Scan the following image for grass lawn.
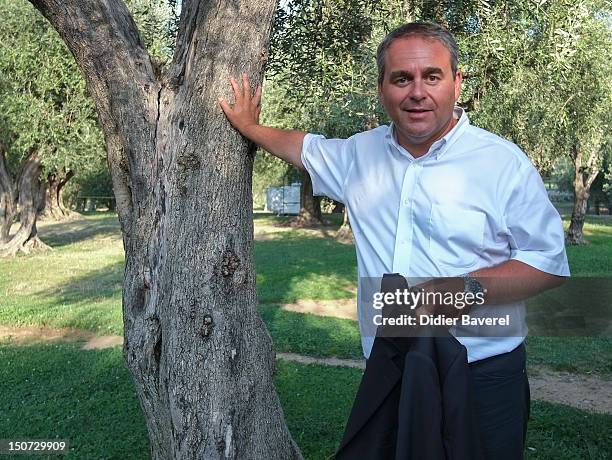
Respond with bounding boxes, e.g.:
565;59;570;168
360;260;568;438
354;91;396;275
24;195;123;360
0;212;611;458
0;213;357;335
0;342;610;460
562;216;612;276
1;213;610;374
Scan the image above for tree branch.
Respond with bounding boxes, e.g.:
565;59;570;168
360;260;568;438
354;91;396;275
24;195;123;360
167;0;203;87
586;168;600;191
58;169;74;190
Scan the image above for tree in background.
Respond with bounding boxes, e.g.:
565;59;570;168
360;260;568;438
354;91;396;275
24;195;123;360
469;0;612;244
0;0;106;255
25;0;301;457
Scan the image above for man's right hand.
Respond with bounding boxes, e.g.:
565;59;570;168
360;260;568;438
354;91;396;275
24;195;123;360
218;74;307;169
219;74;262;139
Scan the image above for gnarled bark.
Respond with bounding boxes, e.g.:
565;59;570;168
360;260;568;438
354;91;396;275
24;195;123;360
27;0;302;458
0;151;50;257
0;144;16;243
566;144;600;245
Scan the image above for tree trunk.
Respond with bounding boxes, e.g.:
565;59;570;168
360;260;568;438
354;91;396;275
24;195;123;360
28;0;302;458
335;207;354;244
291;170;323;227
40;173;61;219
567;184;589;245
39;170;74;220
56;170;74;216
0;144;16;244
566;145;599;245
0;152;51;257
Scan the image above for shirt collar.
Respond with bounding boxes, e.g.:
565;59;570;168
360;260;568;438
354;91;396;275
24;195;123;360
385;106;470;160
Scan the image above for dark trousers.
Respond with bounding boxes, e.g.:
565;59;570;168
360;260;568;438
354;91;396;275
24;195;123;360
469;343;530;460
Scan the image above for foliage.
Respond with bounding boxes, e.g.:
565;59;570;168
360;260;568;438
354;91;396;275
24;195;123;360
468;0;612;176
0;0;105;178
63;164;116;209
125;0;179;66
266;0;399;138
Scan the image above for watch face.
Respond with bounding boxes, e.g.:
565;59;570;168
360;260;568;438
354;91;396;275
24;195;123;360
465;277;484;294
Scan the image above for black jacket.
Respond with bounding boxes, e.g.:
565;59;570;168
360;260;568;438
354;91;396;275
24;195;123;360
335;274;484;460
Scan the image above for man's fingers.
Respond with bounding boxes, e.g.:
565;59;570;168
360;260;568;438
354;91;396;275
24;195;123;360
221;76;261;126
253;85;262;108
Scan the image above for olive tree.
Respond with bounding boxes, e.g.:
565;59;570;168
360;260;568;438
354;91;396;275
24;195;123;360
470;0;612;244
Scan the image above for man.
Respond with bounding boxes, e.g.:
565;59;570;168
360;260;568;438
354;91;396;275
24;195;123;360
220;22;569;459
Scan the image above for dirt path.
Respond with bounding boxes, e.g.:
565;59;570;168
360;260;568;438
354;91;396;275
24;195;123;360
278;299;357;320
1;324;610;414
0;325;124;349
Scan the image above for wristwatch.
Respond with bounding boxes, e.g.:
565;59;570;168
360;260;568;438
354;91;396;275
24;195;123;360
462;274;485;297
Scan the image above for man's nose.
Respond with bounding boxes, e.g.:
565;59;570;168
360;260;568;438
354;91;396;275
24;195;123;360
409;80;427;101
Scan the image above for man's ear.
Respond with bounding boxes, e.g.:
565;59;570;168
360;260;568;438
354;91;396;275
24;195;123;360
454;70;463;102
378;82;385;104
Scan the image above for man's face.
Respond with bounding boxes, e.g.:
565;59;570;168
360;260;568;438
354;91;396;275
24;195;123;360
378;36;462;156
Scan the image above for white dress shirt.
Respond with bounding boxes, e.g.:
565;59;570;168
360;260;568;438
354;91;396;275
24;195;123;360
301;108;570;362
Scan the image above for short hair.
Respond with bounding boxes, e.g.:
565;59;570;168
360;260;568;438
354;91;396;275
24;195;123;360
376;22;459;84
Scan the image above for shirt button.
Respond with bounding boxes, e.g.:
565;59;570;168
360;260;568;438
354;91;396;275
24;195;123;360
403;199;410;206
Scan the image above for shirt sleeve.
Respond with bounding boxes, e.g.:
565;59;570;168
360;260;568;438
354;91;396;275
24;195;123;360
502;162;570;276
300;133;356;204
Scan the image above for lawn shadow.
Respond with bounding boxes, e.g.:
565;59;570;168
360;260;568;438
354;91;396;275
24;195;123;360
37;259;124;305
40;230;356;307
32;212;358;342
35;213;122;247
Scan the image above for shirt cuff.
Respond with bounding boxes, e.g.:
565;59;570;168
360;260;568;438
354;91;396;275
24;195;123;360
510;250;571;277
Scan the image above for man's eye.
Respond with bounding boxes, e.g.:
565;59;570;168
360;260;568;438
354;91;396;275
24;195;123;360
427;75;440;82
394;77;410;85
